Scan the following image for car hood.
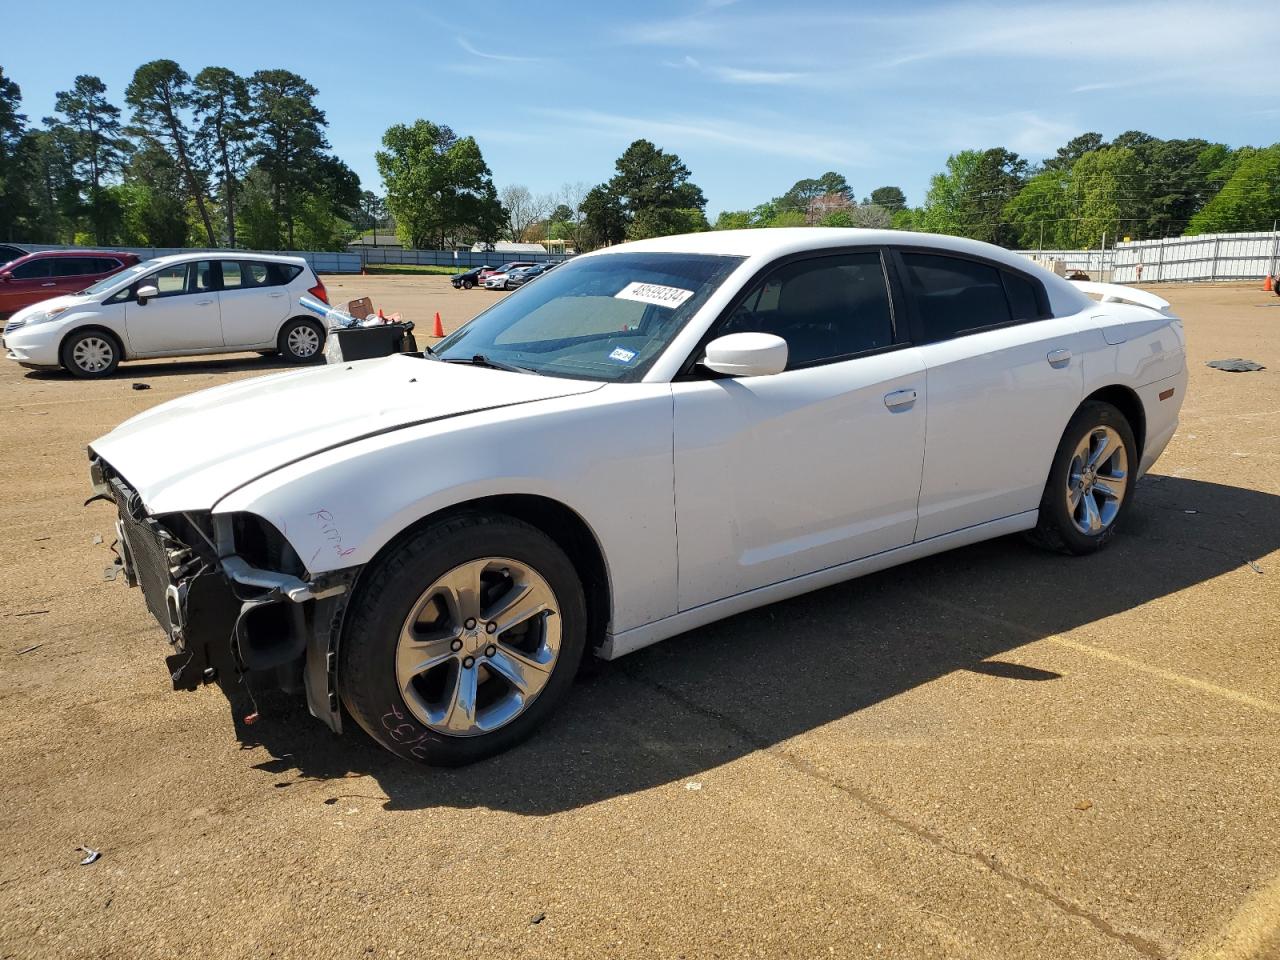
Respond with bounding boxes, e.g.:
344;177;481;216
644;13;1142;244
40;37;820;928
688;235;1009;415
7;292;97;325
90;354;603;514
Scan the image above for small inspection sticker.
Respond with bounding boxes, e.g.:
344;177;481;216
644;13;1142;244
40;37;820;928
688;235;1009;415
608;347;637;363
615;281;694;309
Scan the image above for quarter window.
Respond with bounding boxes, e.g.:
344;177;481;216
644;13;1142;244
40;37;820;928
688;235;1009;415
1002;270;1046;321
722;252;894;369
901;253;1013;342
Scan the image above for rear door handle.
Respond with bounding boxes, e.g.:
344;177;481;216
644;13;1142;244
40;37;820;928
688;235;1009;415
1047;348;1072;367
195;299;214;306
269;292;285;298
41;282;56;287
884;388;918;410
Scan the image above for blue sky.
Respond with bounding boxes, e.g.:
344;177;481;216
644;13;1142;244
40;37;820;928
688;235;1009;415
4;0;1275;217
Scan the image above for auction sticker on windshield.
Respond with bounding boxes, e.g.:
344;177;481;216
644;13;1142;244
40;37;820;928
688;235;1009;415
615;281;694;309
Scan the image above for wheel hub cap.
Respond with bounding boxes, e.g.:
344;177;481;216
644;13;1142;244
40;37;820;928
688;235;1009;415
394;557;561;737
1067;425;1128;535
73;337;113;372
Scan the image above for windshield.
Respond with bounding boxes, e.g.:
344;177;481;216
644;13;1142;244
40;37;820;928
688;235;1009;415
435;251;743;382
82;259;157;296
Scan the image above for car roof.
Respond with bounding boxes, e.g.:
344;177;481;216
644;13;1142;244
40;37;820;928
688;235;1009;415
10;249;137;261
594;227;1091;311
143;251;309;267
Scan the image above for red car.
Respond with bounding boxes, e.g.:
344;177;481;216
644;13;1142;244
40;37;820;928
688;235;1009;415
0;250;141;318
477;261;535;282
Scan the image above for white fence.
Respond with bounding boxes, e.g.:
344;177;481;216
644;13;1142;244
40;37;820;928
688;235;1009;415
358;247;571;268
14;243;363;274
1016;228;1280;284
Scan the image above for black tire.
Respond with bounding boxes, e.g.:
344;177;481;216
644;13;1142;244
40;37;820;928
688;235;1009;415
277;317;324;363
1028;401;1138;555
340;512;587;766
461;279;474;290
60;328;122;378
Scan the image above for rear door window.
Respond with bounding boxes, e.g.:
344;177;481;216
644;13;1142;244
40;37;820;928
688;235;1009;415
900;253;1013;343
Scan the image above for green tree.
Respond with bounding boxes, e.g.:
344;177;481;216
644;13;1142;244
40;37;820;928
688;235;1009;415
376;120;504;249
777;171;852;215
1067;146;1142;247
1187;145;1280;234
248;69;327;248
1002;169;1074;248
767;210;807;228
235;166;281;249
868;186;906;212
819;210;855;228
918;148;1026;244
47;75;132;242
579;184;626;248
193;67;254;247
126;60;216;244
713;210;754;230
0;67;31;241
627;206;709;240
116;141;192;246
1042;132;1106;172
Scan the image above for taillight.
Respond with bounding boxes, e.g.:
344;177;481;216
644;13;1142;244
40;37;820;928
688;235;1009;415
308;280;329;304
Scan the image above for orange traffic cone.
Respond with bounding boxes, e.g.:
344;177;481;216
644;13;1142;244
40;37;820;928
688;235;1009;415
1265;275;1274;292
432;312;444;338
377;308;385;320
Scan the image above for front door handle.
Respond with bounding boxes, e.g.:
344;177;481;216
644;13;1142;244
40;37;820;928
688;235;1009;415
884;388;918;410
195;299;214;306
41;282;56;287
1047;348;1072;367
269;292;285;298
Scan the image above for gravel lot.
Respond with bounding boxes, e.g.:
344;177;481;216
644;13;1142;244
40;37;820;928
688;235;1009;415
1;278;1277;960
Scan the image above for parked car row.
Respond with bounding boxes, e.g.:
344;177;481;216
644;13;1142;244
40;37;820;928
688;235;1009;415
3;251;330;377
451;260;562;290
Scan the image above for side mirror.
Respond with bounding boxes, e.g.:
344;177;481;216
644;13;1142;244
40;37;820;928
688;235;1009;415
701;332;789;377
136;284;159;305
0;270;11;281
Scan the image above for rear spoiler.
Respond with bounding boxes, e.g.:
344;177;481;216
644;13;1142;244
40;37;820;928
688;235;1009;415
1070;281;1173;316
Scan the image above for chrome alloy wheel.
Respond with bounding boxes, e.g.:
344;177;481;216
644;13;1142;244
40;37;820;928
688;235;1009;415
72;335;115;373
287;324;320;358
1067;425;1129;536
395;557;561;737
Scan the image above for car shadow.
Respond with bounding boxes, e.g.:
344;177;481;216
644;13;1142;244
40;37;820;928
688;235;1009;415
22;353;314;382
235;475;1279;815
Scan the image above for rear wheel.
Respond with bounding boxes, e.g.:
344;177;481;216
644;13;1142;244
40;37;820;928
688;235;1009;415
340;512;587;766
1029;401;1137;554
60;329;121;378
278;317;324;363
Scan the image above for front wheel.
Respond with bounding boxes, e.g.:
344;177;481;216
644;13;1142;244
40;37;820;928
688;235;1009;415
278;317;324;363
61;329;121;378
1029;401;1137;555
340;513;587;766
461;279;474;290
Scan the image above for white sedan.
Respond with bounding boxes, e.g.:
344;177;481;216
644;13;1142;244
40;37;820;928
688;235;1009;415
87;229;1186;766
4;252;331;377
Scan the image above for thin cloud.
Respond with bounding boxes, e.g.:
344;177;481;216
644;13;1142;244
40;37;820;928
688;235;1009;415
533;107;869;167
673;55;812;86
456;37;541;63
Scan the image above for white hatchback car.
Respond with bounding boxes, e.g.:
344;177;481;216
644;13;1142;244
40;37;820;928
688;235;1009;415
87;229;1186;766
3;252;330;377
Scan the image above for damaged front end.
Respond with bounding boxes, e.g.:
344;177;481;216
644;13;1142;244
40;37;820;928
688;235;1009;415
90;456;359;732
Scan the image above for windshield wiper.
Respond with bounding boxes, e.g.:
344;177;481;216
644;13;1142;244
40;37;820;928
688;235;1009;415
443;353;539;375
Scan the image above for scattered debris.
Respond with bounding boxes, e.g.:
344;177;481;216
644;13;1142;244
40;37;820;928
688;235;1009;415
34;536;50;542
1074;800;1094;811
1206;358;1265;373
530;912;546;925
1184;509;1198;515
1246;559;1264;574
685;781;703;791
92;533;103;545
18;644;43;655
15;609;49;617
103;566;119;582
324;798;338;805
78;846;101;865
131;382;151;390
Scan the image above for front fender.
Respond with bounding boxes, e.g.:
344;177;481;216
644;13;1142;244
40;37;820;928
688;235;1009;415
213;384;678;634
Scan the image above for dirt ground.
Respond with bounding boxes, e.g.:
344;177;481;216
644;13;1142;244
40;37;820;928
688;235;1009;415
1;278;1277;960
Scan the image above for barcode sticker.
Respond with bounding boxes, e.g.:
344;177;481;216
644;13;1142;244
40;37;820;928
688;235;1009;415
615;281;694;309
